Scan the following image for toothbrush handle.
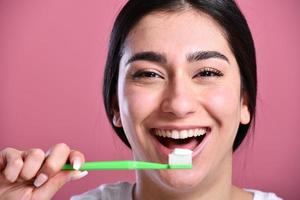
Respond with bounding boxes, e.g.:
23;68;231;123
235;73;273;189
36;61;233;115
62;161;170;170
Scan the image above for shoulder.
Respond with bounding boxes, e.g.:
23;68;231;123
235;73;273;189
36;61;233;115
70;181;134;200
245;189;283;200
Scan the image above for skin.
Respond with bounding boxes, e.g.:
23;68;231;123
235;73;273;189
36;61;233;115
114;9;253;200
0;144;86;200
0;8;254;200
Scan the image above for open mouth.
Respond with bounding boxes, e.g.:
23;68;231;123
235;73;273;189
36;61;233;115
151;128;210;151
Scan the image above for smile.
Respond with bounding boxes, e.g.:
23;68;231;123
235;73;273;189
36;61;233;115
150;127;211;156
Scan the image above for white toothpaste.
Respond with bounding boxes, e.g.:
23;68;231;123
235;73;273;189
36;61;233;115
168;148;192;166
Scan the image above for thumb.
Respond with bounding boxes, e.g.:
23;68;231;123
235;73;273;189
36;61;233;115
32;170;88;199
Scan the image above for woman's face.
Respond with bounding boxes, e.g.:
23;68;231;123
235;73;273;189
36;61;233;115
115;10;250;190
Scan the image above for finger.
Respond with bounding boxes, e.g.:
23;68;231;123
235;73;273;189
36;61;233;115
33;170;88;200
19;148;45;181
33;143;70;187
69;150;85;170
1;148;24;182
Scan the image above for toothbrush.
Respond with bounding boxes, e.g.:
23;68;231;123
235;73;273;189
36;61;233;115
62;148;192;170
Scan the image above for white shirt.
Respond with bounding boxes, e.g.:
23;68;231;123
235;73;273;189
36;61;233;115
71;182;283;200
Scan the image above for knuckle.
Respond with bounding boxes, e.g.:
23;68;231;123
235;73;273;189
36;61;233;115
70;150;85;160
20;171;32;181
3;147;15;153
4;174;15;183
30;148;45;160
72;150;82;156
44;159;58;174
11;158;23;168
56;143;70;151
77;152;85;160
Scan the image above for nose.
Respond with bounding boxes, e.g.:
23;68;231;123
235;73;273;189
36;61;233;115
160;79;197;118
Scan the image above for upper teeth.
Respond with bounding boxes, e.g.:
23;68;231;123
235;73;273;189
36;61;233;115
154;128;207;139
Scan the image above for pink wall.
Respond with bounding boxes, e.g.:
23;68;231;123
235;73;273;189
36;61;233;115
0;0;299;199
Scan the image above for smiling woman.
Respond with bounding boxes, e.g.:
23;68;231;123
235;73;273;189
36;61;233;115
105;3;253;198
97;0;281;200
0;0;283;200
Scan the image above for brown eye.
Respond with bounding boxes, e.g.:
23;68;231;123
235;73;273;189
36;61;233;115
193;67;223;78
132;70;164;79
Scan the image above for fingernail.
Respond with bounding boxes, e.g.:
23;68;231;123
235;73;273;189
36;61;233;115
34;173;48;187
71;170;88;181
72;158;81;170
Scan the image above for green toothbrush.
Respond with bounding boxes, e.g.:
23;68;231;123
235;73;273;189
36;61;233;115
62;148;192;171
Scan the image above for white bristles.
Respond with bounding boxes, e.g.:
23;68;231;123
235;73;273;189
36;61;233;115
168;148;192;166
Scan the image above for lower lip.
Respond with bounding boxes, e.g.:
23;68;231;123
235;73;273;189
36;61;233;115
150;130;211;160
191;132;210;157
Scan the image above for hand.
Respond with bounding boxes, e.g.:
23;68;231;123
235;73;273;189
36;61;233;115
0;143;87;200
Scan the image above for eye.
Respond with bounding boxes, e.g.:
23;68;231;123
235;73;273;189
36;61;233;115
193;67;223;78
132;70;164;79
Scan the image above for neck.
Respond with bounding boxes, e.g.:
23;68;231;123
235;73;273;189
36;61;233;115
134;153;235;200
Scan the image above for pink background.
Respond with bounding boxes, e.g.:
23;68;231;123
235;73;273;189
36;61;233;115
0;0;299;199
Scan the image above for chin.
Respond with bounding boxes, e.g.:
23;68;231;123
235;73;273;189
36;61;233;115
156;168;206;192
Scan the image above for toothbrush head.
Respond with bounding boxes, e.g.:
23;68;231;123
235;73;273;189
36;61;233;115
168;148;192;169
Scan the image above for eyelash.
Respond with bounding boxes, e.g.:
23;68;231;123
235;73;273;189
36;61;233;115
132;70;164;79
131;67;223;80
193;67;224;78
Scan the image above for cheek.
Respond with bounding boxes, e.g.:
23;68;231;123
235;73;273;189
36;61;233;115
118;82;162;149
121;86;160;122
204;86;241;126
119;85;163;160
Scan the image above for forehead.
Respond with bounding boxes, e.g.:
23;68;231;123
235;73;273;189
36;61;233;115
124;9;232;59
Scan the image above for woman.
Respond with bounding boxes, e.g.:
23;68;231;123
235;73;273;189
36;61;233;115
0;0;282;199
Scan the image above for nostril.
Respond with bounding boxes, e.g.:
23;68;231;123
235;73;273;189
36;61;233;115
160;98;196;118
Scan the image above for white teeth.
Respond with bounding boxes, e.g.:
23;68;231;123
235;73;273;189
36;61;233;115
197;129;206;136
167;131;172;137
188;129;194;137
154;128;207;139
173;130;179;139
180;130;188;139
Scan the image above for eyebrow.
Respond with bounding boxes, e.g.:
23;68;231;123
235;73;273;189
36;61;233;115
126;51;167;65
187;51;229;63
126;50;229;65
